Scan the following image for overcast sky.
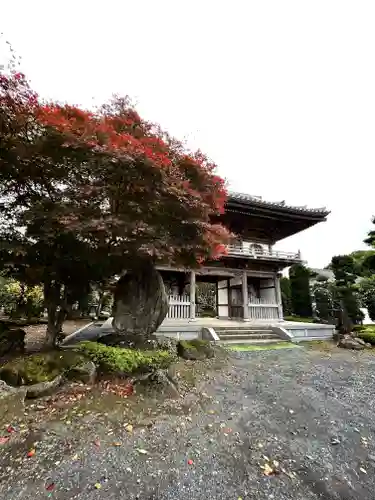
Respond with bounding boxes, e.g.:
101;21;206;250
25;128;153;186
2;1;375;268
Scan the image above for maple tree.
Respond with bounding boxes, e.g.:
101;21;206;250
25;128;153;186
0;65;231;346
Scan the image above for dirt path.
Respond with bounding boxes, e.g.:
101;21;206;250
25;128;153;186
1;346;375;499
24;319;92;352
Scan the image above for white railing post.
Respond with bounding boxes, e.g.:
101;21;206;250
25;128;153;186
226;242;301;261
242;270;249;321
167;295;191;319
189;271;196;320
274;273;283;320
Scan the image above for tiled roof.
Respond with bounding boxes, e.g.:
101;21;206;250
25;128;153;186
227;191;329;216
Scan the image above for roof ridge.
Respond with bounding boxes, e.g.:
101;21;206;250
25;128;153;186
228;190;329;215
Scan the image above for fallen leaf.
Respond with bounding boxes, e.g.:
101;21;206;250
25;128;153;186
0;436;10;445
112;442;121;447
262;463;274;476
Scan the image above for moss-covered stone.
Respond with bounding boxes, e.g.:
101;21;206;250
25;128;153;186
75;341;175;375
0;351;88;386
177;339;214;360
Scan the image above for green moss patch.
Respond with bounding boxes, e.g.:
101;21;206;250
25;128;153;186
75;341;175;374
177;339;214;360
0;351;87;386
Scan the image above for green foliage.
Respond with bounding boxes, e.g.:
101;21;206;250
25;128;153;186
289;264;313;317
331;255;363;326
280;277;292;316
331;255;357;286
364;216;375;248
0;277;43;318
311;278;336;323
196;282;216;317
0;351;86;386
358;329;375;345
349;250;375;277
358;276;375;321
76;341;174;374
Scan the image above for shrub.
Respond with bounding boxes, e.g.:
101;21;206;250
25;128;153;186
358;330;375;345
76;341;174;374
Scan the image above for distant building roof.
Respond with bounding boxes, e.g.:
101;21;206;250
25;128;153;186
310;268;335;281
228;191;330;217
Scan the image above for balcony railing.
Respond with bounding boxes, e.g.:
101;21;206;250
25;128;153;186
226;243;301;261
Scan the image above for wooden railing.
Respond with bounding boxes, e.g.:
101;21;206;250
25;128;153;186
248;302;279;320
167;295;191;319
230;299;281;320
226;244;301;261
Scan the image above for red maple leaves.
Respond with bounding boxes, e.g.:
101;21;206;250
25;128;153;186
1;68;231;268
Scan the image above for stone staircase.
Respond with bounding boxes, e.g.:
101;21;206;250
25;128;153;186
212;326;286;345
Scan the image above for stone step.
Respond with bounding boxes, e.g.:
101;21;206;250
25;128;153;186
216;329;274;336
217;338;288;345
219;333;279;341
213;327;274;333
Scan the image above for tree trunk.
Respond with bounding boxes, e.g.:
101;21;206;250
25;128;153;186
96;291;104;318
44;282;68;348
112;260;169;345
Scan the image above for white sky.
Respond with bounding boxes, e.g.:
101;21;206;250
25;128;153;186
2;1;375;268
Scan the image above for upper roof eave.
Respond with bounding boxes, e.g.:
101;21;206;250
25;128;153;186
227;191;330;218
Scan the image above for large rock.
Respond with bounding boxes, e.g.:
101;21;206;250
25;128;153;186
338;335;365;350
0;328;25;357
177;339;215;360
0;351;92;389
0;380;26;422
26;375;62;399
112;262;169;343
66;361;96;384
134;369;180;398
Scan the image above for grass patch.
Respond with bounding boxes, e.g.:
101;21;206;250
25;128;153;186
226;342;300;352
284;316;315;323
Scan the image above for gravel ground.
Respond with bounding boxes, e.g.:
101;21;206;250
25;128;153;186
2;346;375;499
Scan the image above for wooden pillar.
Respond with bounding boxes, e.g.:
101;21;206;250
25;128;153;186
189;270;196;320
274;273;283;320
242;270;249;321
